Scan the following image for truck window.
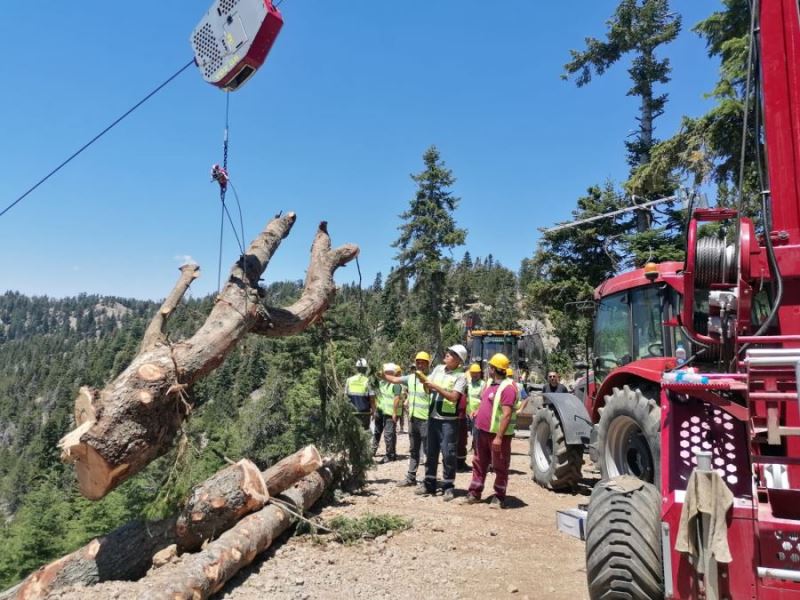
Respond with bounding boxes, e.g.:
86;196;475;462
630;286;664;359
594;291;631;381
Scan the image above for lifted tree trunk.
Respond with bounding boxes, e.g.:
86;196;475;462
8;446;323;600
57;213;357;500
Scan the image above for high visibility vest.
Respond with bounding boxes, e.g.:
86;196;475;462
430;366;464;417
378;381;399;416
407;374;430;420
346;374;371;413
467;380;485;414
489;378;518;436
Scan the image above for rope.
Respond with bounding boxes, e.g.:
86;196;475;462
1;58;196;219
268;496;343;541
215;93;247;292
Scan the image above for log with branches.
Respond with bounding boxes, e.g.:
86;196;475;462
57;213;357;500
9;446;323;600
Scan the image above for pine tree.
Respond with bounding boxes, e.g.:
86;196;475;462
630;0;760;211
564;0;682;244
393;146;466;357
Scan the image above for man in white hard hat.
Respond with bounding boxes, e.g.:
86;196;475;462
345;358;375;430
374;363;403;463
417;344;468;502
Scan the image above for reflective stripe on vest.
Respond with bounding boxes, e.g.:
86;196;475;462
407;374;430;420
431;367;463;416
467;380;485;414
489;378;517;435
378;381;398;415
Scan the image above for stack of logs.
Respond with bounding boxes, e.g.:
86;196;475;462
3;445;334;600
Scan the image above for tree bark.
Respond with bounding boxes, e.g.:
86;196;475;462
9;447;323;600
58;214;357;500
130;463;334;600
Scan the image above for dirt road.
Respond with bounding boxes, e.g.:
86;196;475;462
220;430;594;600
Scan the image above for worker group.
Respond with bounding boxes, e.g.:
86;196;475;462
345;344;528;508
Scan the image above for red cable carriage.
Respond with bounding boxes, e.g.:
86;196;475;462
191;0;284;92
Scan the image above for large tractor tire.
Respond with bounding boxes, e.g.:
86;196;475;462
585;477;663;599
529;406;583;490
596;385;660;486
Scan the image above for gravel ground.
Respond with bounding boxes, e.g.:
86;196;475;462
52;430;595;599
220;430;594;600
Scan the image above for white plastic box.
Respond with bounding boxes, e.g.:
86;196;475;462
556;508;587;540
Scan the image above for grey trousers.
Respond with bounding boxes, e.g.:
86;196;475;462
372;412;397;459
406;417;428;482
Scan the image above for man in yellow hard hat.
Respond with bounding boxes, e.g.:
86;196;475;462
465;353;517;508
465;362;486;456
382;351;431;486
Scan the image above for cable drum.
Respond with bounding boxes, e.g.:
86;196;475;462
695;238;735;287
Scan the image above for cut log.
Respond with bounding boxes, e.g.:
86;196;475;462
174;459;269;552
129;463;335;600
11;446;322;600
262;444;322;496
58;214;358;499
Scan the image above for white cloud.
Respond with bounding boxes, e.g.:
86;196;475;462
174;255;198;266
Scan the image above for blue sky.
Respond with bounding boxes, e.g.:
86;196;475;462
0;1;721;300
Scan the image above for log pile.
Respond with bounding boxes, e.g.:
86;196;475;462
6;446;333;600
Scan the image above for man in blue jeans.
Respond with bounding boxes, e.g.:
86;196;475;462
416;344;468;502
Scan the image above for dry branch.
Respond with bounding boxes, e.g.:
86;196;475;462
140;264;200;352
58;213;357;499
10;446;323;600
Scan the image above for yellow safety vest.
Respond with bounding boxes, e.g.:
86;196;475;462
378;381;400;416
467;380;485;414
430;366;464;417
489;379;518;436
346;374;371;414
407;374;430;420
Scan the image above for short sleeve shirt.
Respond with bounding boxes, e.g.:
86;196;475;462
475;380;517;432
429;364;467;419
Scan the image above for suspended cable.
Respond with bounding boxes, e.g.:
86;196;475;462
0;58;196;219
539;194;681;234
214;93;247;291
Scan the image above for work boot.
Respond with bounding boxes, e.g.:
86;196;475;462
489;496;505;510
462;494;481;505
377;456;391;465
414;484;432;496
397;478;416;487
442;488;456;502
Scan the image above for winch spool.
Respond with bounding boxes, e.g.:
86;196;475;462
695;237;736;287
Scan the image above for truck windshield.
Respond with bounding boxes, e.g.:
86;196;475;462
594;291;631;381
470;336;517;365
631;286;664;360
